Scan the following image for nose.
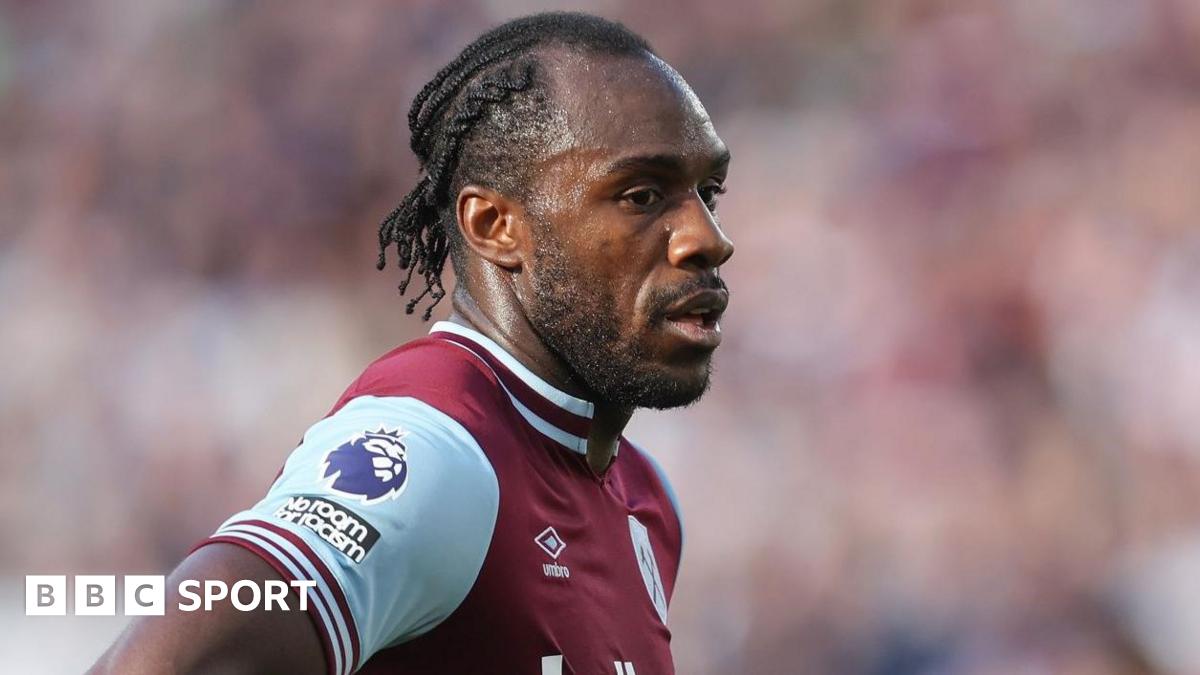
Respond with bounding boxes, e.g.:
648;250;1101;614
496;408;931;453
666;197;735;271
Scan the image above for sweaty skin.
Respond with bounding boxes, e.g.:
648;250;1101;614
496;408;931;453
89;49;732;674
452;49;733;475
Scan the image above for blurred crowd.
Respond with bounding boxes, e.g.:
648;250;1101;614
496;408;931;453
5;0;1200;672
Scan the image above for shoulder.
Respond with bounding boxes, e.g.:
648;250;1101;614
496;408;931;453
624;439;684;545
208;394;501;672
334;335;504;416
290;394;498;507
240;392;502;577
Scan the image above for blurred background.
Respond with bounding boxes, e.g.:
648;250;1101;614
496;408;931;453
4;0;1200;672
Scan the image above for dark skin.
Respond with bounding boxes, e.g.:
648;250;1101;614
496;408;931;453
453;48;732;473
89;50;732;674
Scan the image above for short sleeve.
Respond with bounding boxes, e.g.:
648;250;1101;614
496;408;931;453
198;395;499;675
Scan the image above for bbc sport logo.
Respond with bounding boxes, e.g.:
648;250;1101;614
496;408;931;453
25;575;316;616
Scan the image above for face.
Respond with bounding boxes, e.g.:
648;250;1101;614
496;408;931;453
517;51;734;410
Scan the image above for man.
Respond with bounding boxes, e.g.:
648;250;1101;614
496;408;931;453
92;11;733;674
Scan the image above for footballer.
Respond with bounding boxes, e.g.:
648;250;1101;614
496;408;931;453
92;11;733;674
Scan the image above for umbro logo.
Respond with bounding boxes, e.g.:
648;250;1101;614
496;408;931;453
534;526;566;559
535;526;570;579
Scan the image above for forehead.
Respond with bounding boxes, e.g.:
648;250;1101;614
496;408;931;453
540;48;723;165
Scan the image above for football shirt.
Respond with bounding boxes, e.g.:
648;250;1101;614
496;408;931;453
199;321;684;674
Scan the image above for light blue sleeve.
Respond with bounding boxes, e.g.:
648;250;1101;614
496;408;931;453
207;395;499;675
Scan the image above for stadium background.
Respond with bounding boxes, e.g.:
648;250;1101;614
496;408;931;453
4;0;1200;672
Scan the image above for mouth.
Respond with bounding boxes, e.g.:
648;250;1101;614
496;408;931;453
660;289;728;349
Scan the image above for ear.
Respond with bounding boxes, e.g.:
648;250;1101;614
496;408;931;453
455;184;527;270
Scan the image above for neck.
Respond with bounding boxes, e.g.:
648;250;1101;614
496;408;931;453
448;290;632;475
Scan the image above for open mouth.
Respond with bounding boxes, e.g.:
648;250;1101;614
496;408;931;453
667;307;720;330
661;290;727;348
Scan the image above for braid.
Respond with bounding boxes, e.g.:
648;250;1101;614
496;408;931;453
409;38;537;157
375;12;653;320
377;58;537;320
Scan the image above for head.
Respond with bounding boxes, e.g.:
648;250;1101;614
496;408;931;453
378;12;734;410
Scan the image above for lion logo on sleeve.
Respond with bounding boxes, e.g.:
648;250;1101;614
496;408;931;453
319;427;411;504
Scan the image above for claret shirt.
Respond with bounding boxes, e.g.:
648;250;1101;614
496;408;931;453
199;321;684;674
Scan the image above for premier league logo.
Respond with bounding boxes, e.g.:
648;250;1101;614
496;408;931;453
319;427;411;504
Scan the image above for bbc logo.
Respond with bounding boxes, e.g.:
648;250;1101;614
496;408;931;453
27;575;314;615
26;575;166;616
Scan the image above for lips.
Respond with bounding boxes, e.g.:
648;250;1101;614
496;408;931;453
661;289;728;349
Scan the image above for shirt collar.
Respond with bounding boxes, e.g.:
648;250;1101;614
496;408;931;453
429;320;598;455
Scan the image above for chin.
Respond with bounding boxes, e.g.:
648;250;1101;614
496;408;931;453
606;359;713;411
639;384;710;410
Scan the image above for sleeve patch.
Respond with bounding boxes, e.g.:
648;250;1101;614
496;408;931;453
319;426;411;504
273;495;381;564
214;395;500;663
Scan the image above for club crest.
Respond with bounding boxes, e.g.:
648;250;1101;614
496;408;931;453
319;427;410;504
628;516;668;624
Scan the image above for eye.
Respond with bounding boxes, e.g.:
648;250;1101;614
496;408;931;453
620;187;663;209
698;182;727;212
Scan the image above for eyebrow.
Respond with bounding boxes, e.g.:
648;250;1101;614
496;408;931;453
600;148;732;178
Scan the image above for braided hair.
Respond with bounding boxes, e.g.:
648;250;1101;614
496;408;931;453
376;12;653;319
